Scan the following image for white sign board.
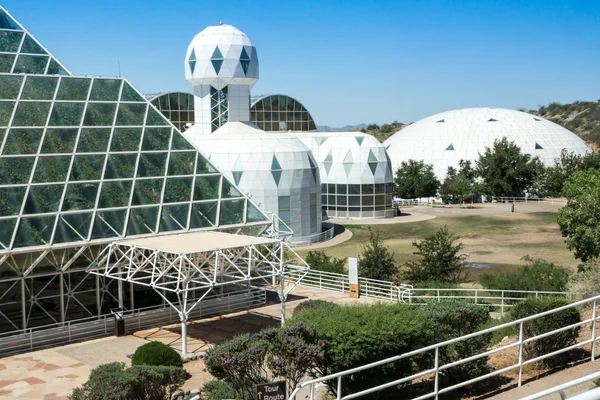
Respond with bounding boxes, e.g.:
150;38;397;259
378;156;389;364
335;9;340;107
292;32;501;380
348;257;358;284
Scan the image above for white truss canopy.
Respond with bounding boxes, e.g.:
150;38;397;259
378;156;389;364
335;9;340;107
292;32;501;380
88;231;309;355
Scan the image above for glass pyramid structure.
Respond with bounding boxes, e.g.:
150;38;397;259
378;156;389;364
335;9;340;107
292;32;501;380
0;7;271;333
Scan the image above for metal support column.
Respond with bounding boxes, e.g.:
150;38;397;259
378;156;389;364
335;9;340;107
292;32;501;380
59;273;65;325
21;278;26;330
181;315;188;356
280;272;286;326
117;267;124;309
95;274;101;317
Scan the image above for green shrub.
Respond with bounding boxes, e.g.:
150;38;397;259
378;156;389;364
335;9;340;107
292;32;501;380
568;258;600;301
358;228;397;281
293;299;337;316
198;380;238;400
131;341;183;368
305;250;345;274
480;256;570;293
69;362;186;400
510;297;581;366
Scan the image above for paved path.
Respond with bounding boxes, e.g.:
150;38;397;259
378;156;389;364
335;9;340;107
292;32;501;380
0;286;374;399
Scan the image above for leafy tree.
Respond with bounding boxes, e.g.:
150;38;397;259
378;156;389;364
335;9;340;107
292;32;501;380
439;160;477;205
557;169;600;261
480;256;570;292
305;250;345;274
69;362;186;400
476;137;544;197
393;159;440;199
357;228;397;280
403;226;468;283
567;258;600;301
541;150;600;197
367;123;380;130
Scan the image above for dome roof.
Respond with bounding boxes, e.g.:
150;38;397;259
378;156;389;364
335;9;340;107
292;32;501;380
185;24;258;89
383;107;591;179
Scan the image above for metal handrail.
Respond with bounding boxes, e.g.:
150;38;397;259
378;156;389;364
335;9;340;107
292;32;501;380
521;371;600;400
288;283;594;400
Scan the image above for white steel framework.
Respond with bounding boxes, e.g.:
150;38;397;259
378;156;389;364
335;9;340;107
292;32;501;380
89;231;309;355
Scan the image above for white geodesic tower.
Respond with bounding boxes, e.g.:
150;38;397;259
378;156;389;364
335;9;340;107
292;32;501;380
185;23;259;134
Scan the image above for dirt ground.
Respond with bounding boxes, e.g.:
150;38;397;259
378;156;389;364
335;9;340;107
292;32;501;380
297;202;578;279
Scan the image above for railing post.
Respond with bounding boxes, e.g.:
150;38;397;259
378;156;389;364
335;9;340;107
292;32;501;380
29;329;33;350
592;299;597;361
68;321;71;342
518;321;524;387
434;347;439;399
501;291;505;314
437;289;440;303
475;290;478;305
337;376;342;400
319;274;322;289
310;384;315;400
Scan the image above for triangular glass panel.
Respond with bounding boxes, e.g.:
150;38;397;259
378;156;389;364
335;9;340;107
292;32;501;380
0;9;20;30
240;47;250;61
189;60;196;74
120;81;145;102
211;59;223;74
368;162;378;175
232;170;243;185
533;117;541;121
145;107;170;126
535;142;543;150
343;150;353;164
246;202;267;223
488;118;498;122
310;168;317;183
324;162;332;176
189;49;196;62
343;163;352;176
271;170;282;186
20;34;47;55
436;119;445;123
445;144;454;151
367;150;377;163
355;136;364;146
211;46;223;60
385;144;390;150
324;150;333;162
271;155;281;171
46;58;69;75
240;60;250;75
308;155;316;170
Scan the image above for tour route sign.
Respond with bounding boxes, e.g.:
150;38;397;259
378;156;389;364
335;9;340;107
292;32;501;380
256;381;286;400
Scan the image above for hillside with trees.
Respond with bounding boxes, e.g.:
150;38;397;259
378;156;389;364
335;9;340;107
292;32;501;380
529;100;600;151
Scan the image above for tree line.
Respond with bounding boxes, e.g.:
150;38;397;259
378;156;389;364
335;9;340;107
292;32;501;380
393;137;600;202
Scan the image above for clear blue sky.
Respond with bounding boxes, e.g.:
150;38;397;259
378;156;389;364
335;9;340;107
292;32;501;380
4;0;600;126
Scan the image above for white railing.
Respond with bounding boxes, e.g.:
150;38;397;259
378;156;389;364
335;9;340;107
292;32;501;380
290;222;336;245
492;196;567;206
289;294;600;400
0;288;266;357
521;371;600;400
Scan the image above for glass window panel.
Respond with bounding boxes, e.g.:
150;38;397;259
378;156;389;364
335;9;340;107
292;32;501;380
136;153;167;177
279;210;290;224
46;59;68;76
246;202;266;223
163;177;192;203
76;128;110;153
70;154;105;181
0;156;35;184
91;209;126;239
189;201;217;228
62;182;99;211
0;101;15;126
221;178;242;198
327;184;336;193
375;184;385;194
0;30;23;52
308;120;317;131
278;196;290;209
32;155;71;183
131;179;163;206
12;102;51;126
89;79;121;101
0;186;26;217
14;215;56;248
0;75;23;99
54;212;93;244
127;206;159;235
321;194;327;205
145;107;169;126
375;195;386;206
110;128;142;152
0;218;17;249
20;34;47;55
321;184;328;194
48;102;85;126
0;54;15;73
362;184;374;194
168;152;195;176
219;199;244;226
103;154;136;179
337;195;347;206
348;196;360;206
362;195;374;206
301;122;309;131
120;82;144;102
193;175;220;200
337;184;347;194
328;195;335;205
21;76;58;100
97;180;132;208
159;203;189;232
141;127;171;151
23;184;64;214
115;103;146;126
38;128;77;155
348;184;361;195
13;55;48;74
3;128;43;154
196;156;217;174
56;78;90;101
83;103;116;126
